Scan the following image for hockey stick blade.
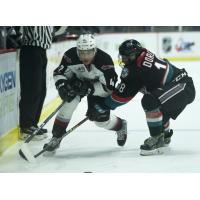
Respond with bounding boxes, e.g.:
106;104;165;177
19;143;36;163
33;117;89;159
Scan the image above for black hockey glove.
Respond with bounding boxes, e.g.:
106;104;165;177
56;79;76;102
86;103;110;122
73;79;94;97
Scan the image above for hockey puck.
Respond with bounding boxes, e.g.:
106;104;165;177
83;171;93;173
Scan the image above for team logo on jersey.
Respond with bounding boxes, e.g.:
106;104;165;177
77;67;85;72
121;68;129;78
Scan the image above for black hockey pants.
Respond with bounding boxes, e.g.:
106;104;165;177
151;69;196;122
19;46;47;128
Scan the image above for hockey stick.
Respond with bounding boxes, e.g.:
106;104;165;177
19;117;89;162
18;101;65;161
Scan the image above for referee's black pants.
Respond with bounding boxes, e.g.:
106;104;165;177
19;46;47;128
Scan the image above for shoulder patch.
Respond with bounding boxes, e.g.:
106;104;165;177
121;68;129;78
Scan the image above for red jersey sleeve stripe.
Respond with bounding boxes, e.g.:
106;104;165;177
111;93;133;103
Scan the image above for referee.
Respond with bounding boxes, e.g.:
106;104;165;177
19;26;52;140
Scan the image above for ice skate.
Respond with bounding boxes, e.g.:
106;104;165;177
164;129;173;146
116;119;127;146
140;133;166;156
43;136;62;156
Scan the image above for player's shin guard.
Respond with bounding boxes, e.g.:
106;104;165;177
146;108;163;137
52;118;69;137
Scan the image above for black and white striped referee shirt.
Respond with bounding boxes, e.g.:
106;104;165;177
22;26;52;49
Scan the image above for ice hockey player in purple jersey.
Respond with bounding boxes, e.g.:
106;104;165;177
43;34;127;153
103;39;195;156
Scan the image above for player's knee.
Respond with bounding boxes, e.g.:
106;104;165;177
141;94;160;111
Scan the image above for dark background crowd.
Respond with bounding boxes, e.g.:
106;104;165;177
1;26;200;50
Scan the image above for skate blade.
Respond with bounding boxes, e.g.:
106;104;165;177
43;150;56;157
140;147;169;156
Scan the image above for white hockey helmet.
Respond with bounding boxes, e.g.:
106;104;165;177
77;34;96;50
77;34;97;65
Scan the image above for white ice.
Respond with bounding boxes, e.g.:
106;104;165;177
0;61;199;172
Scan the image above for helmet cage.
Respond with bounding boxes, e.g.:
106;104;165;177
76;34;97;62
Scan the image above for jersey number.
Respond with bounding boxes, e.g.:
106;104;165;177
145;60;167;70
143;51;167;70
118;83;126;93
154;59;167;70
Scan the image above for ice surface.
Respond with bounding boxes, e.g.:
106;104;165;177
0;119;200;173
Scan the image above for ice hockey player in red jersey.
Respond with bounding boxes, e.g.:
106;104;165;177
43;34;127;153
103;39;196;156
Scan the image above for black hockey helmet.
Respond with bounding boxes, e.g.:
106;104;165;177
118;39;143;66
119;39;143;57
